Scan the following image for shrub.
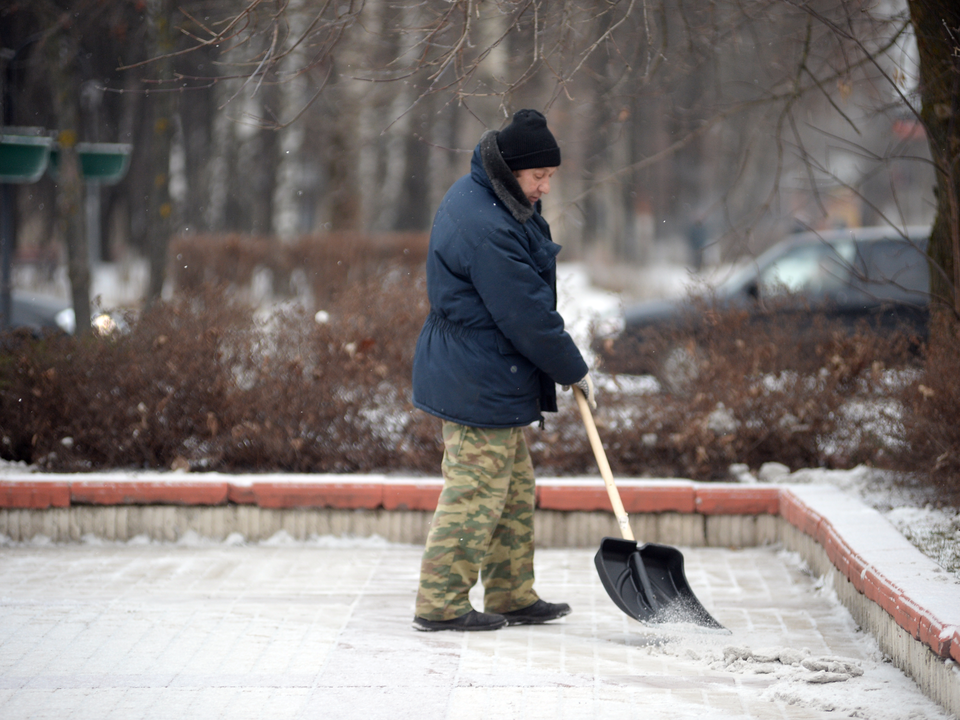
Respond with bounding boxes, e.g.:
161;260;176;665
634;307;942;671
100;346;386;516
0;270;438;473
0;233;954;506
0;292;240;470
2;233;436;473
579;297;920;479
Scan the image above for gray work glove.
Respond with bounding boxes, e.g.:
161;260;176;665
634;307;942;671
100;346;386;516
565;372;597;410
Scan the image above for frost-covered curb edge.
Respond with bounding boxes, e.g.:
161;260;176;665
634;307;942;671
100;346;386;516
779;483;960;717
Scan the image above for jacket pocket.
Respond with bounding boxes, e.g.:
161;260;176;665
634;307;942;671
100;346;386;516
530;238;561;273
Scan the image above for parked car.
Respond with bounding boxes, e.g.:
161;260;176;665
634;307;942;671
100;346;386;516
7;292;123;337
594;225;931;389
9;291;75;335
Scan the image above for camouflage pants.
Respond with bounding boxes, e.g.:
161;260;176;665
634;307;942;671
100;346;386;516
415;422;540;620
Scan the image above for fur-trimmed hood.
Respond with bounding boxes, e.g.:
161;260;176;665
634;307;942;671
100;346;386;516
478;130;535;224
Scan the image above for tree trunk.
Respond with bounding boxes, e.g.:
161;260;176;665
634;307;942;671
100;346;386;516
179;45;216;234
144;0;176;305
249;80;280;235
395;94;434;232
323;70;362;231
908;1;960;317
47;33;90;335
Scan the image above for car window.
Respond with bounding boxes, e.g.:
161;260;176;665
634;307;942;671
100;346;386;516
757;240;856;298
852;240;929;301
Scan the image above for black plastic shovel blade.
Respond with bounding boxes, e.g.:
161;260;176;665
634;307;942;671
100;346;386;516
594;536;726;630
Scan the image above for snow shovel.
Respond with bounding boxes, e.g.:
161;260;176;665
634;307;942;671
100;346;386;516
573;386;726;630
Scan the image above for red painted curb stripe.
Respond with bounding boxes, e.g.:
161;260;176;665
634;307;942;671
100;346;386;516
227;484;257;505
777;490;806;530
536;485;610;512
0;481;70;509
621;486;697;513
894;593;923;639
779;488;954;661
847;552;868;594
694;486;779;515
69;482;229;506
383;484;443;511
248;483;383;510
535;485;698;513
0;482;785;515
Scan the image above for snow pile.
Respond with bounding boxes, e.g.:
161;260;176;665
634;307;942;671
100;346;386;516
718;646;864;683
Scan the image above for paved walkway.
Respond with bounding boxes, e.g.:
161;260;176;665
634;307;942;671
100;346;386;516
0;541;950;719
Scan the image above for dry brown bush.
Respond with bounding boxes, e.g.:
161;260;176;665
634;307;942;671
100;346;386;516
0;271;438;473
2;233;436;473
0;235;954;503
558;297;922;480
537;355;913;480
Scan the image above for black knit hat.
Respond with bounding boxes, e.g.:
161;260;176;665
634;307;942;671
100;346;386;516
496;109;561;171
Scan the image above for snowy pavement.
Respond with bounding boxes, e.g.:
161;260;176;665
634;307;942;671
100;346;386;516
0;538;953;719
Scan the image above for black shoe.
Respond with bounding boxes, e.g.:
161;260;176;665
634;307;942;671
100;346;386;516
501;599;571;626
413;610;507;632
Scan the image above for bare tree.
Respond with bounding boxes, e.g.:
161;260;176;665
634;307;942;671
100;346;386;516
142;0;177;304
45;28;90;333
3;0;154;327
17;2;103;334
907;0;960;315
5;0;957;330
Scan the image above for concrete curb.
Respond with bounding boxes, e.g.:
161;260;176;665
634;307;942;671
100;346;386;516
777;485;960;716
0;475;779;513
1;473;958;716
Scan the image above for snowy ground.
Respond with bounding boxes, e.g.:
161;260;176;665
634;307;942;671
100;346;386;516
0;535;954;719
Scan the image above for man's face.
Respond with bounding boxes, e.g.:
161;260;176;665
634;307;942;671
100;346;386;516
513;167;558;205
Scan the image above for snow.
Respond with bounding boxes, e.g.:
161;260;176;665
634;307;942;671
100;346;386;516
0;532;953;719
761;465;960;580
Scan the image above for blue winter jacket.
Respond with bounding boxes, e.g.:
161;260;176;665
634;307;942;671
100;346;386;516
411;130;588;428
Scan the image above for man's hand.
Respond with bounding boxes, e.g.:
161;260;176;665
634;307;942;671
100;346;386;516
566;373;596;410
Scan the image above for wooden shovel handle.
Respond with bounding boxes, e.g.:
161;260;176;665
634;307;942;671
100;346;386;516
573;386;635;542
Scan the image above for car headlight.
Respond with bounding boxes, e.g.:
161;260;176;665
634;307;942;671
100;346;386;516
93;313;119;336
